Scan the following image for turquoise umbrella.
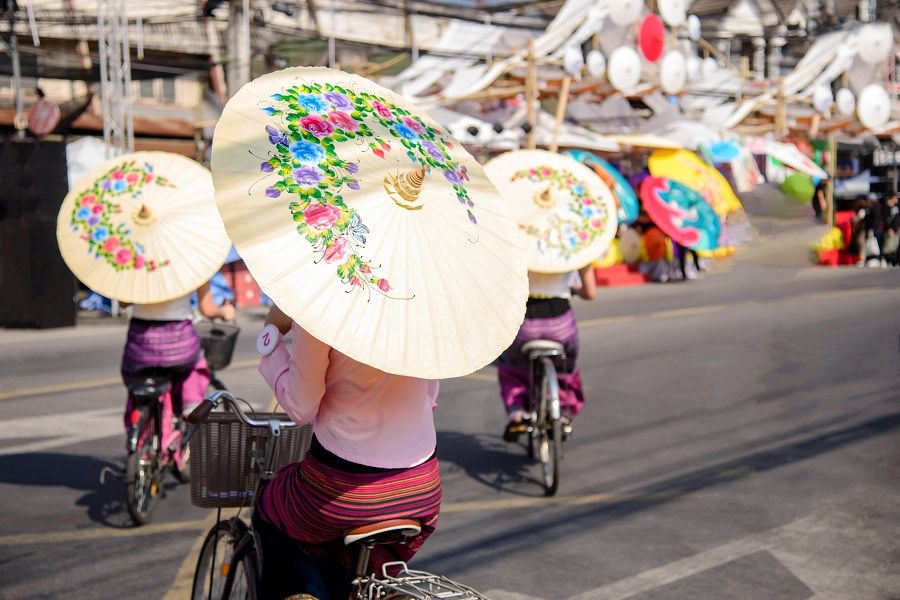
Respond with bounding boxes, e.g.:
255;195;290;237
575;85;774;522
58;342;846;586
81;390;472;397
565;150;639;224
639;177;722;252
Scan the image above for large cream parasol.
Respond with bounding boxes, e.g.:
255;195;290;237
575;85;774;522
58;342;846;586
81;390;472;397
210;67;528;379
484;150;618;274
56;151;231;304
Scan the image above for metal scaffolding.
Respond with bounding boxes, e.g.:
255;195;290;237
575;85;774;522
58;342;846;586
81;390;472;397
98;0;133;157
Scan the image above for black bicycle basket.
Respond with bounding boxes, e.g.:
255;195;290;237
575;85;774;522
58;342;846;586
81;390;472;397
196;321;240;371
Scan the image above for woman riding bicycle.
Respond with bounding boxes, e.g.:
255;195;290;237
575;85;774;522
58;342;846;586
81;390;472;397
252;304;442;600
498;266;596;442
120;282;235;429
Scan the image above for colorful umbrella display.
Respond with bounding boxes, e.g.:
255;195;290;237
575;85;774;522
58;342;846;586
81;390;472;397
781;172;815;203
484;149;618;273
639;177;722;252
564;149;639;224
648;148;742;215
210;66;528;379
56;151;231;304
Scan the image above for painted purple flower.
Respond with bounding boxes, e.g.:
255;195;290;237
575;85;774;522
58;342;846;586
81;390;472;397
348;179;360;190
467;210;477;225
443;170;463;185
101;179;112;190
323;91;353;110
422;141;443;160
292;165;324;188
346;162;359;174
260;161;274;173
266;125;288;146
265;186;281;198
88;215;100;226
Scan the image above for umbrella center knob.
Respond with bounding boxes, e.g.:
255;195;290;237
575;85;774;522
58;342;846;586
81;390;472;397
385;168;426;211
133;204;155;226
534;186;555;209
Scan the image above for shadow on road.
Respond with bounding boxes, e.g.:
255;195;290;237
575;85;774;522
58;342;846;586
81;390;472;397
421;411;900;574
0;452;174;528
437;430;550;497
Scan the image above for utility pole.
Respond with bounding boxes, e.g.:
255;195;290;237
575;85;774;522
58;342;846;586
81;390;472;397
7;5;25;141
98;0;134;157
226;0;251;95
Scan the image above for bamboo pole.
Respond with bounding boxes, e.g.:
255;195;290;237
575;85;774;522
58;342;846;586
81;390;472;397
775;80;786;138
549;75;572;153
526;38;537;150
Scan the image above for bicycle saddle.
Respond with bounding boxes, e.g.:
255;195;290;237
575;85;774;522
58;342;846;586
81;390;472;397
128;373;172;403
343;519;421;546
521;340;565;359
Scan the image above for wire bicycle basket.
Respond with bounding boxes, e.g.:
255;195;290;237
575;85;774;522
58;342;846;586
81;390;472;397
196;320;240;371
358;562;492;599
188;411;312;508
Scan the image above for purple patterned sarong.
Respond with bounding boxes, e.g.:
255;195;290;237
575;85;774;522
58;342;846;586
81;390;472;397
497;308;585;417
120;318;209;428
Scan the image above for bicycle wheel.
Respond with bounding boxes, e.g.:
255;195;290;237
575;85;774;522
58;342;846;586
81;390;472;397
125;413;161;525
172;419;191;484
537;370;561;497
192;521;258;600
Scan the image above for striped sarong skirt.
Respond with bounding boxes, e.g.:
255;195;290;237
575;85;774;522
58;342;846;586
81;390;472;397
255;446;442;575
497;308;585;417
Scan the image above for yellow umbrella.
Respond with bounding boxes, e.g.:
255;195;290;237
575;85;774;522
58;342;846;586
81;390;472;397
647;148;742;215
210;67;528;379
484;149;618;273
56;151;231;304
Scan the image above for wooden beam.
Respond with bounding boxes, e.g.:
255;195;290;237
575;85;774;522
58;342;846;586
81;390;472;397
549;75;572;153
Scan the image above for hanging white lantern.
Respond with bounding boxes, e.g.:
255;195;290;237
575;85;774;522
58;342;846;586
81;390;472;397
563;45;585;79
609;0;643;27
857;84;891;130
812;84;833;114
608;46;642;92
660;51;687;94
659;0;687;27
702;57;718;77
835;88;855;117
687;15;701;41
857;23;894;64
686;56;702;81
586;50;607;79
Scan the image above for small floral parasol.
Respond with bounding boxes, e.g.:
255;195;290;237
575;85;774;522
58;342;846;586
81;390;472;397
639;177;722;251
483;150;618;274
210;67;528;379
648;149;743;216
56;151;231;304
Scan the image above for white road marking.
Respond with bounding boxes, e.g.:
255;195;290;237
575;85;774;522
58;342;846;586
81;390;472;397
0;407;122;456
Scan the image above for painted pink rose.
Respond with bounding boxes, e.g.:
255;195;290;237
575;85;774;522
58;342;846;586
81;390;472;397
81;194;96;206
371;101;393;119
377;279;391;292
91;204;104;214
322;236;349;263
126;172;140;184
327;111;358;132
144;173;154;183
112;170;125;180
402;116;425;135
300;115;335;138
114;247;132;266
133;255;145;270
349;276;362;287
103;237;120;252
304;202;342;230
578;230;589;241
590;218;603;228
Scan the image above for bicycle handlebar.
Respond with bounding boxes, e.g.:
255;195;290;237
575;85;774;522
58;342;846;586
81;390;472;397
186;390;298;429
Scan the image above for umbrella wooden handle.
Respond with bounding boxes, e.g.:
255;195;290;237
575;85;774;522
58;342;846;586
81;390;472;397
533;186;555;209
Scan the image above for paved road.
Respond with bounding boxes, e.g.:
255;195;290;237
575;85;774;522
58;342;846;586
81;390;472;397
1;217;898;599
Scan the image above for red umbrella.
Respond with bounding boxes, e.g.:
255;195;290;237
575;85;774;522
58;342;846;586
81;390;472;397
638;14;665;63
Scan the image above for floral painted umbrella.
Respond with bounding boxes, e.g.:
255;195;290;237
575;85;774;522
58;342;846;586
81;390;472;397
210;67;528;379
639;176;721;252
484;149;618;274
648;148;743;216
56;151;231;304
564;149;639;224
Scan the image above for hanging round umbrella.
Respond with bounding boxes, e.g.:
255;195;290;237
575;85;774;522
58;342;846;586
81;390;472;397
638;14;666;63
210;66;528;379
639;177;721;251
484;149;618;274
564;149;639;224
648;148;742;216
56;151;231;304
781;172;815;203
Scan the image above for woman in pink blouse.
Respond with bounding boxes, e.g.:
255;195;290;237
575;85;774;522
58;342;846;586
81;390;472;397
252;304;442;600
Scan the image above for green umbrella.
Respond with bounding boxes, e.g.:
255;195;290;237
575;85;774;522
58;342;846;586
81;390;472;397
781;172;815;203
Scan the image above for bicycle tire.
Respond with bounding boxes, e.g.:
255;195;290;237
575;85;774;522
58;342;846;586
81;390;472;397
192;521;258;600
125;412;161;525
538;367;561;496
